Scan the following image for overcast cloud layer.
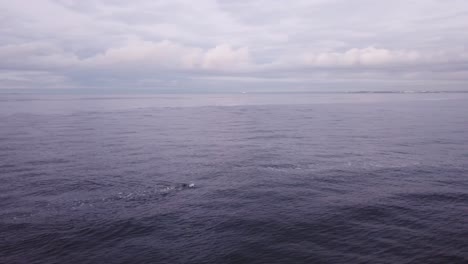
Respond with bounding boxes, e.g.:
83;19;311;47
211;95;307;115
1;0;468;91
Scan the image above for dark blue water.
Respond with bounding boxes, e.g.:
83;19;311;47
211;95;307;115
1;93;467;264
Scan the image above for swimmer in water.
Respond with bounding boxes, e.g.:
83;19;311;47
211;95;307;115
179;183;195;189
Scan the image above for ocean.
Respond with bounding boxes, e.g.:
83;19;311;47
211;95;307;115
1;92;467;263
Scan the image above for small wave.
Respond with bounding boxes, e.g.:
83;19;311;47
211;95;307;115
71;182;197;209
259;164;301;170
396;191;468;204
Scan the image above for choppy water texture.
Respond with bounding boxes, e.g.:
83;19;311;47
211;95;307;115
1;93;468;264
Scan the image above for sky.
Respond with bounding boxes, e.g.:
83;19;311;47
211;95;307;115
1;0;468;92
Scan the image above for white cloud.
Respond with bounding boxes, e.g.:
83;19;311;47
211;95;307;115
0;37;253;73
84;38;203;70
303;47;422;67
201;44;251;70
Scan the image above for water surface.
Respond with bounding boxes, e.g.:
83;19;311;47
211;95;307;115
1;93;467;263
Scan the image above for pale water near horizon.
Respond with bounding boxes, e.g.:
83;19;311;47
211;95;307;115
1;93;467;263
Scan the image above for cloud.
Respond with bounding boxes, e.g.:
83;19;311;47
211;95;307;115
300;47;468;69
85;38;252;71
201;44;251;70
0;0;468;90
303;47;422;67
0;70;71;89
85;39;203;70
0;37;252;72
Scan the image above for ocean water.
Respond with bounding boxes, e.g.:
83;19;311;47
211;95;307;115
1;92;467;264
